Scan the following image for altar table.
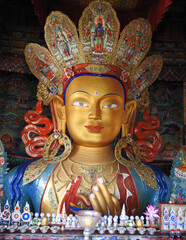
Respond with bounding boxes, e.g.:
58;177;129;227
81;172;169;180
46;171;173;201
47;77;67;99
1;230;185;240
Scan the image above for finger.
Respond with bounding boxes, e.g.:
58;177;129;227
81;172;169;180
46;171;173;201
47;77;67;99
57;180;75;215
111;195;121;215
70;177;90;207
76;194;90;207
92;184;108;215
89;193;103;215
96;177;115;216
71;176;81;203
66;181;76;212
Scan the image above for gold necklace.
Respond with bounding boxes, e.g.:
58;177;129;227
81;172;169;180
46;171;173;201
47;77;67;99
58;158;119;197
54;167;71;192
70;158;116;183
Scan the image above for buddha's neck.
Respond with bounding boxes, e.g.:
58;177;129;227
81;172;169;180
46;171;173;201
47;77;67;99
69;143;115;165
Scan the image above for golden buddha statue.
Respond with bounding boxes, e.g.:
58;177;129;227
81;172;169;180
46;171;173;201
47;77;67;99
4;0;170;217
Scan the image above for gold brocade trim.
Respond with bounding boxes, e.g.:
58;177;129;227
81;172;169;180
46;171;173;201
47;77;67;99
69;158;118;184
40;169;60;215
115;138;157;190
134;163;157;190
53;158;119;198
48;186;58;211
23;159;49;185
85;64;110;73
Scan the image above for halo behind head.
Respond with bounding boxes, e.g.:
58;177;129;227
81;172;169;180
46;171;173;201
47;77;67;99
24;0;163;106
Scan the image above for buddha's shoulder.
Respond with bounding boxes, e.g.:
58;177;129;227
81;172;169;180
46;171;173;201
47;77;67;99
117;161;158;190
22;158;57;185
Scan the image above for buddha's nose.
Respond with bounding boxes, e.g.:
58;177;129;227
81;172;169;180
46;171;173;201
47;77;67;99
88;104;101;120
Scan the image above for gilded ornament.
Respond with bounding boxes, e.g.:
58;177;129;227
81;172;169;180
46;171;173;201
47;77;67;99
137;88;150;112
85;64;110;73
57;158;119;197
24;0;163;106
37;82;53;105
41;216;49;226
136;219;143;228
42;131;71;163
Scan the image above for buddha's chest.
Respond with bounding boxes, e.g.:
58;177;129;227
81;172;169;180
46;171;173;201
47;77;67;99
40;161;139;215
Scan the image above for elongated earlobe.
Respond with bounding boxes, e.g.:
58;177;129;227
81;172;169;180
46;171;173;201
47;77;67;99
53;95;66;133
122;100;137;137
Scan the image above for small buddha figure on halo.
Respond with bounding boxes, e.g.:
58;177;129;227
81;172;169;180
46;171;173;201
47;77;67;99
4;0;171;217
91;15;106;52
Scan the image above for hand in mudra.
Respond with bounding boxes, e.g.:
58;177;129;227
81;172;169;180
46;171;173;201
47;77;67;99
89;177;121;216
58;176;90;215
58;176;121;216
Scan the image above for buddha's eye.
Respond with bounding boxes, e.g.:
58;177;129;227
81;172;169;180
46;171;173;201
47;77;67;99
72;101;88;107
102;103;118;109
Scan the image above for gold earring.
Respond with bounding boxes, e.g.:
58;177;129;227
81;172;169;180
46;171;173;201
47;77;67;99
114;133;141;168
42;130;71;163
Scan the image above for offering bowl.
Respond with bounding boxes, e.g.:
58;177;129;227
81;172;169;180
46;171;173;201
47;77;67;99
76;210;101;240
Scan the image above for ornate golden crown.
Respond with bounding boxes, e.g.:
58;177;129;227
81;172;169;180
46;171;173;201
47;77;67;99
25;0;163;106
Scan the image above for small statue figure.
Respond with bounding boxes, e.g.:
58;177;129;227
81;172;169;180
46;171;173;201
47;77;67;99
21;202;31;226
11;202;21;226
1;200;11;226
162;206;169;231
177;207;184;231
170;207;177;231
91;15;107;53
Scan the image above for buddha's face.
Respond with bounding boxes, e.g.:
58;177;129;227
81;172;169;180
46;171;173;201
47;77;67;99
65;76;125;147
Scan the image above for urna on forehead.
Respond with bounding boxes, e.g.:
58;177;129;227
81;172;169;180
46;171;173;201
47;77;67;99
64;73;127;104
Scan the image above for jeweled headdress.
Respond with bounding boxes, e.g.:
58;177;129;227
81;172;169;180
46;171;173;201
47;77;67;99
25;0;163;106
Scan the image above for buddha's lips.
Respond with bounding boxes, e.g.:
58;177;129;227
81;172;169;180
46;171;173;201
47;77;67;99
85;125;104;131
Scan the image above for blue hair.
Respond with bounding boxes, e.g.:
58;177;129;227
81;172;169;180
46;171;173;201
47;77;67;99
63;73;127;106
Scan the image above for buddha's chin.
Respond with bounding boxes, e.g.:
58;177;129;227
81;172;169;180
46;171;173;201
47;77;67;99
72;137;114;148
79;143;111;148
69;129;118;147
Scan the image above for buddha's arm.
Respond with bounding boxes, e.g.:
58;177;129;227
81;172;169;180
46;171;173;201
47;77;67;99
4;166;33;211
149;167;171;206
4;160;57;213
124;166;171;215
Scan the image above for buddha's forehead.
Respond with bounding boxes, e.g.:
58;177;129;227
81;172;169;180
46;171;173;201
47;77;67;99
65;76;125;98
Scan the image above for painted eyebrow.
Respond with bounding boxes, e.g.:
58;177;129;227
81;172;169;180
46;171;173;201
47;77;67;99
102;93;121;97
72;90;91;96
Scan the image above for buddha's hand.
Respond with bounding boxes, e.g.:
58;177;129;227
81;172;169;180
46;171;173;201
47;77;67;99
89;177;121;216
58;176;90;215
